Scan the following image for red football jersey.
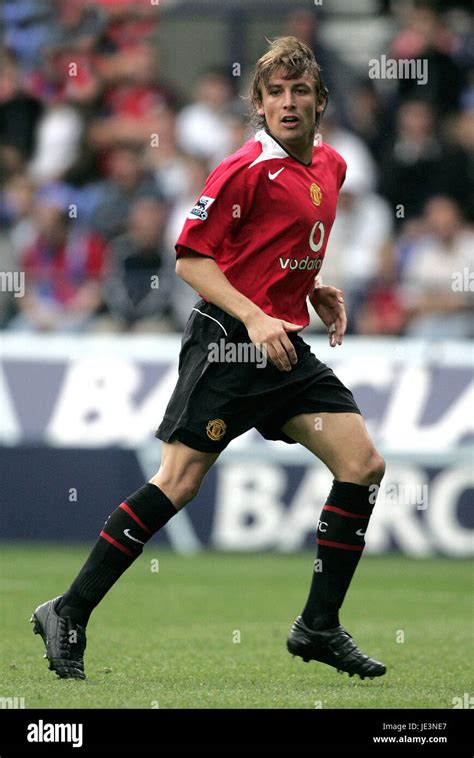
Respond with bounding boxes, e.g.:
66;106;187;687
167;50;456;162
176;128;346;328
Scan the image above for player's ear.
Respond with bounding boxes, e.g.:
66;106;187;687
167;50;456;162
256;100;265;117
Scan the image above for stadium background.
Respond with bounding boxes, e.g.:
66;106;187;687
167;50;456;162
0;0;473;714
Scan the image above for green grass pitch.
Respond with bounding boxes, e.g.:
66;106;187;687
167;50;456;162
0;545;471;709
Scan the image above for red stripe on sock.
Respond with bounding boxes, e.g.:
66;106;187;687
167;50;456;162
317;538;364;551
322;504;370;519
119;502;152;535
100;530;136;558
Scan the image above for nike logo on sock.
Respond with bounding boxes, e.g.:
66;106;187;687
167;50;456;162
356;529;366;537
123;528;145;545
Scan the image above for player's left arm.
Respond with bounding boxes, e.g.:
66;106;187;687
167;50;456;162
308;276;347;347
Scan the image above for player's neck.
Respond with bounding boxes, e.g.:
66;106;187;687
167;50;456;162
267;130;313;166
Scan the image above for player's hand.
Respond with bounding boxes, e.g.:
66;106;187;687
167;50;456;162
244;311;302;371
309;285;347;347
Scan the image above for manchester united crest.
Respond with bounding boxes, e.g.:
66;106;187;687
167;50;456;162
310;183;322;206
206;418;227;441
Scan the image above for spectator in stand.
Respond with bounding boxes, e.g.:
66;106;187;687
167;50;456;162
175;67;237;167
9;192;107;332
444;5;474;71
308;147;393;333
0;173;37;327
442;106;474;222
26;14;106;112
24;0;104;108
28;101;84;184
0;231;18;328
100;197;176;332
225;101;254;155
143;108;192;204
89;145;161;241
90;39;177;150
353;239;407;337
2;0;54;71
93;0;158;52
345;79;389;165
379;99;445;224
387;0;465;114
1;173;37;257
399;195;473;338
47;0;106;53
0;48;43;178
164;155;211;329
321;105;378;193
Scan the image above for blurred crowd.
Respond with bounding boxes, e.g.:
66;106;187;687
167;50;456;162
0;0;473;337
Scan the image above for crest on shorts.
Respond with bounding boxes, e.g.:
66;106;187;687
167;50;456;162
206;418;227;441
310;183;322;206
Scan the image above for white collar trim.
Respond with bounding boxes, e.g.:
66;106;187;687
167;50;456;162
248;129;290;168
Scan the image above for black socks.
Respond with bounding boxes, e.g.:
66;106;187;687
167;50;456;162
57;484;177;626
302;480;377;631
57;479;378;631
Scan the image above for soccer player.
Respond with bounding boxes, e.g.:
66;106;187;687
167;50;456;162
31;37;386;681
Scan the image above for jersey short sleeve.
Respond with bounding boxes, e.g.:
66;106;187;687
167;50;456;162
176;159;251;260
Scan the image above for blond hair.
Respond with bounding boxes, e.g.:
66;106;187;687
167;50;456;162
250;36;328;130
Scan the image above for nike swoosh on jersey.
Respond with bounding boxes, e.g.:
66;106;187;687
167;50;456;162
268;167;285;180
123;528;145;545
356;529;366;537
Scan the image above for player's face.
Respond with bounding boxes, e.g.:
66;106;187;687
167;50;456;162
258;70;322;161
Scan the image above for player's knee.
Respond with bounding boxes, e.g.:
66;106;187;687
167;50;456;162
149;473;201;510
337;450;385;486
361;451;385;486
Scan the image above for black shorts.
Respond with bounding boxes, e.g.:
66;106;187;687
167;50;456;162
156;299;361;453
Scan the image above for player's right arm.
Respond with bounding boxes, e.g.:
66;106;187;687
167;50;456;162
174;157;301;371
176;252;300;372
